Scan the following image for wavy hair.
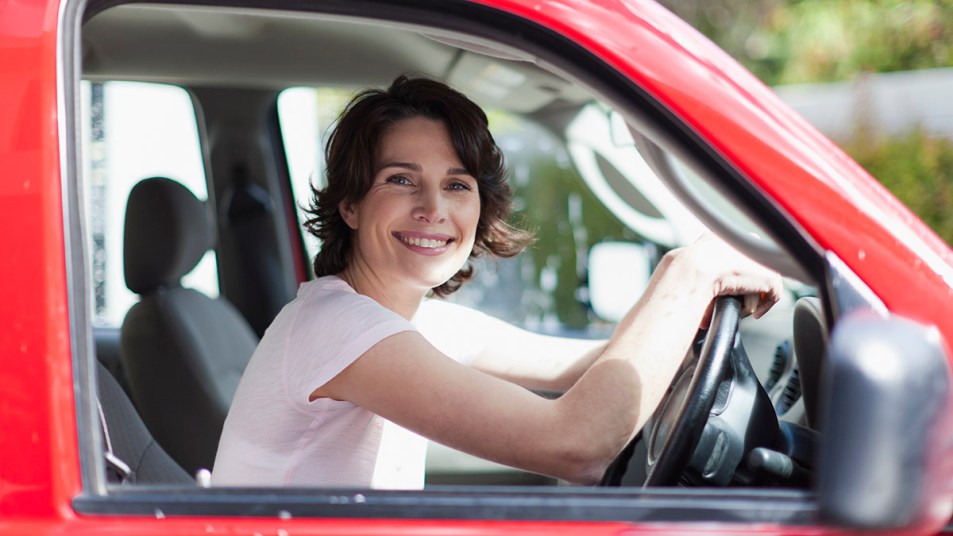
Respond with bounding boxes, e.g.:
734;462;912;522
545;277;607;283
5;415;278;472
303;75;533;296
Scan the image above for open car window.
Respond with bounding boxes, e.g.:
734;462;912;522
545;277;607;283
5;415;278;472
65;0;901;528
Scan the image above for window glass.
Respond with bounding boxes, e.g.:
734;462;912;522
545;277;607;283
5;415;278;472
80;81;218;328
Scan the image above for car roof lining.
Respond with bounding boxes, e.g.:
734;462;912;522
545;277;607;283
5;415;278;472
81;3;591;113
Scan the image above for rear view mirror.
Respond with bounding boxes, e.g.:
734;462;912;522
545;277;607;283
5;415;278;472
588;241;654;323
818;309;953;530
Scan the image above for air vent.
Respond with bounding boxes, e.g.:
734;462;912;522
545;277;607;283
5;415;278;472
775;365;801;416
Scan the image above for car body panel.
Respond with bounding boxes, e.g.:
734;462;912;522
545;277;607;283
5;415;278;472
0;0;76;521
0;0;951;533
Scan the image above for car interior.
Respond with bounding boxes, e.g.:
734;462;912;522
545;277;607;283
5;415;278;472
67;0;892;525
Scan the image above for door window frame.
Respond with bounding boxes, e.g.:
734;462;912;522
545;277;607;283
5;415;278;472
61;0;824;524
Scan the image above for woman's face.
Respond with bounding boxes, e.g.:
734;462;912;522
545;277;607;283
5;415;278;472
340;116;481;293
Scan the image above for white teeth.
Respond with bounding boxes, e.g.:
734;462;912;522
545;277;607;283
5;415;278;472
400;236;447;248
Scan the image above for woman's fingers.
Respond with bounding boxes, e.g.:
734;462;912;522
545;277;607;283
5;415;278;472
743;293;760;318
684;234;783;320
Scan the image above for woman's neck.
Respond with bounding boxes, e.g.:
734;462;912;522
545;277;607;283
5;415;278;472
337;264;426;320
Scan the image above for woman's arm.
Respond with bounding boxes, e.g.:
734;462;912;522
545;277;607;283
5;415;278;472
470;329;605;394
420;299;606;393
312;236;782;485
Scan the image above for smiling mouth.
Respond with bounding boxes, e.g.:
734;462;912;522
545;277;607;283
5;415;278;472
395;233;451;249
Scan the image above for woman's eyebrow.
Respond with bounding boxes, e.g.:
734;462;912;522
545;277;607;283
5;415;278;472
379;161;421;172
379;162;472;177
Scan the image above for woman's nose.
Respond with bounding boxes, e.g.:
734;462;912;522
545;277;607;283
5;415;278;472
412;187;447;224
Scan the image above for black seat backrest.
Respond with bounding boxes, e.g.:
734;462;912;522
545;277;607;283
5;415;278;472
94;326;130;397
120;177;258;475
96;361;193;484
793;296;828;428
220;172;296;337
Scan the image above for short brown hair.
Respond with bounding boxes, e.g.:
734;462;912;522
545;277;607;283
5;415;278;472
303;75;533;296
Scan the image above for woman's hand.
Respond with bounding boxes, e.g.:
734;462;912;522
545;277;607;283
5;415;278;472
664;234;783;324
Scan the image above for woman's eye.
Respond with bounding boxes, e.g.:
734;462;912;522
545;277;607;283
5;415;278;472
447;181;473;192
386;175;412;186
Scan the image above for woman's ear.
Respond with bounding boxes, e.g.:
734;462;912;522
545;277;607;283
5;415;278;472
339;200;359;230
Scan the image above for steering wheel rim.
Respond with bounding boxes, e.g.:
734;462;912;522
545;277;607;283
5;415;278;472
643;296;743;487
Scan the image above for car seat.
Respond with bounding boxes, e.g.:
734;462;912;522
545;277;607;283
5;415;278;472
120;176;258;476
96;361;193;484
792;296;828;427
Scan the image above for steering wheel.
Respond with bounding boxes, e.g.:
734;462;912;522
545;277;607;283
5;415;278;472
600;296;792;487
642;295;742;486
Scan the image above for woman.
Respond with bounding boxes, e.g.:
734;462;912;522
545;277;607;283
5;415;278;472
212;75;782;489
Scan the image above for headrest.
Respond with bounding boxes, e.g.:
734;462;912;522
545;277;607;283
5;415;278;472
123;177;214;294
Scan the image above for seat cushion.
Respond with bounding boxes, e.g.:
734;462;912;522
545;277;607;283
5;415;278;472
96;361;193;484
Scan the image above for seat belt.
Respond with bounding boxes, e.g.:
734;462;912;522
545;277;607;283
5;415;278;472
97;398;135;484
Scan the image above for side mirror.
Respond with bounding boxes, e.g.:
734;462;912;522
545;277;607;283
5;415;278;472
818;309;953;530
587;241;654;323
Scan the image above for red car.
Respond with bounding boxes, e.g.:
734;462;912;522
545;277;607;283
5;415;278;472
3;0;953;534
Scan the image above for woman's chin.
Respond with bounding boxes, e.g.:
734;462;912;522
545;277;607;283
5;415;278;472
410;271;459;292
393;257;469;293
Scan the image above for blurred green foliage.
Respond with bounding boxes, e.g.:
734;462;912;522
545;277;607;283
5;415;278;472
659;0;953;86
660;0;953;245
844;126;953;243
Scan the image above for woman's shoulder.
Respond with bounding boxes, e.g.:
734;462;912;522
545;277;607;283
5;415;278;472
295;276;408;329
299;274;353;298
300;275;379;309
283;275;416;361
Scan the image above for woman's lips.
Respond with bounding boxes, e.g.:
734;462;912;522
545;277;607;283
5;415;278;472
393;232;454;252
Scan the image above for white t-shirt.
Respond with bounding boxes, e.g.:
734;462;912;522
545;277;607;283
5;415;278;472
211;275;488;489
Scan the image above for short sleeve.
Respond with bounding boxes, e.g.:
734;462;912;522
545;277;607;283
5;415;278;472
283;284;416;404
